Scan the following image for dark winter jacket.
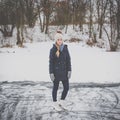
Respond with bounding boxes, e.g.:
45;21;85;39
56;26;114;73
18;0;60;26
49;44;71;81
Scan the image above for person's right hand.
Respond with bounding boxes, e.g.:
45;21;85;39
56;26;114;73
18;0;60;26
50;73;55;82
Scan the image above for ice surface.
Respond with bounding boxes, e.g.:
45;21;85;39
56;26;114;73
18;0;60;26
0;42;120;83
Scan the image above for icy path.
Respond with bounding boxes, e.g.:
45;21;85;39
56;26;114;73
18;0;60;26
0;81;120;120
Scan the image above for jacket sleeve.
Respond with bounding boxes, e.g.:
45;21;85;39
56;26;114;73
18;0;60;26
49;49;54;74
66;46;71;72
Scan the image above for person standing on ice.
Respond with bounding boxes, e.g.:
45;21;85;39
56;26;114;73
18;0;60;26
49;30;72;111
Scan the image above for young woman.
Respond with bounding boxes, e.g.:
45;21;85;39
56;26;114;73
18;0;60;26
49;31;71;111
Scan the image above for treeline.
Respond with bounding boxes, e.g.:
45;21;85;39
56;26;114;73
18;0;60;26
0;0;120;51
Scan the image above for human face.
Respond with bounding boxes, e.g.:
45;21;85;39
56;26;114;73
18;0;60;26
56;39;63;46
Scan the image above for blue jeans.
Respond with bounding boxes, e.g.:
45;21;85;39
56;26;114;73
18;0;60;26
52;79;69;102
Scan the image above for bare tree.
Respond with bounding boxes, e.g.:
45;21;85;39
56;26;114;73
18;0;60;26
70;0;88;31
104;0;120;51
24;0;38;28
55;1;71;33
97;0;109;39
37;0;54;34
88;0;93;38
116;0;120;41
15;0;25;47
0;0;15;37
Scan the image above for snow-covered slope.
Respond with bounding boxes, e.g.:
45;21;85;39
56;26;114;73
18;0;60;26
0;42;120;83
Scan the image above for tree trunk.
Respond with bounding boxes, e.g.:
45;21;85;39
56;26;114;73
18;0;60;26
45;16;49;34
16;26;22;46
99;22;103;39
65;24;68;34
89;0;93;38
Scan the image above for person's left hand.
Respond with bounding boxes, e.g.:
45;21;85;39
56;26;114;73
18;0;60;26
68;71;71;79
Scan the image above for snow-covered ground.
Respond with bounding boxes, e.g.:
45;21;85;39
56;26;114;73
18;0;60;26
0;42;120;83
0;81;120;120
